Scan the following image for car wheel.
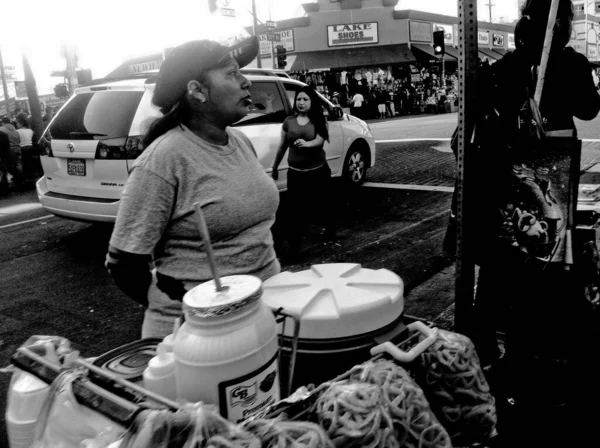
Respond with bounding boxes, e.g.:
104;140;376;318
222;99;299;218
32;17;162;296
343;146;368;185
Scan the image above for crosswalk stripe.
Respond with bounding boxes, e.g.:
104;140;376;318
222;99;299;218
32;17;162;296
364;182;454;193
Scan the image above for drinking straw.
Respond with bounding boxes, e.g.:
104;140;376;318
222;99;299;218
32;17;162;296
193;201;224;291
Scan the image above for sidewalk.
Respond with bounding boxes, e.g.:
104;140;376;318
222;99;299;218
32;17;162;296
405;263;456;330
364;111;456;125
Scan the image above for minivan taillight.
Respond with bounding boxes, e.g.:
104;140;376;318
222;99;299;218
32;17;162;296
39;135;53;157
94;136;144;160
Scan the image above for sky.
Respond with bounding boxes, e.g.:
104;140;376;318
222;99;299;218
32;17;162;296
0;0;520;96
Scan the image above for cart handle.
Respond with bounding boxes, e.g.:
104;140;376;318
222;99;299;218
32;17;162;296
369;321;438;362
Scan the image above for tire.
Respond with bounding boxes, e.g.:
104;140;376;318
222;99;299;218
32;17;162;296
343;145;368;185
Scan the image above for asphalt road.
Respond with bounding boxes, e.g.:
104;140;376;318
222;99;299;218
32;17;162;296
2;111;600;445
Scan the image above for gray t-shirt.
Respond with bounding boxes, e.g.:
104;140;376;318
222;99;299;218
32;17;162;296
110;125;280;287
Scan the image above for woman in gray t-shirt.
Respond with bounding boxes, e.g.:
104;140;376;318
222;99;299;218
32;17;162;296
106;37;280;338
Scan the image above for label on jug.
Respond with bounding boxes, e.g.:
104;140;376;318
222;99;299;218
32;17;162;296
218;352;280;423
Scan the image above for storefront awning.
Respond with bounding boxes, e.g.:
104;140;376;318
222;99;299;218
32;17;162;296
493;48;510;57
289;44;416;71
411;44;457;62
443;46;460;60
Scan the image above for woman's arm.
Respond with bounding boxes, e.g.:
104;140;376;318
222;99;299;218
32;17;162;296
571;52;600;121
107;167;175;305
272;128;289;180
105;247;153;307
294;134;325;148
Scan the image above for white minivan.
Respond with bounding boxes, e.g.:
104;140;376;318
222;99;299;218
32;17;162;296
37;72;376;222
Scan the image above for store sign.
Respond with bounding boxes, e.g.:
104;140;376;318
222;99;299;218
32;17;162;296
493;33;505;48
433;23;454;45
478;31;490;45
327;22;379;47
14;81;27;98
409;20;432;43
588;44;598;60
130;60;162;74
507;33;516;49
259;29;295;57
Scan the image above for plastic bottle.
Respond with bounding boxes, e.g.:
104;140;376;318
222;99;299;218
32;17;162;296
143;343;177;400
174;275;280;424
161;318;181;353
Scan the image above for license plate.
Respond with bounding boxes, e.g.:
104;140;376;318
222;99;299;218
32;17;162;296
67;159;86;176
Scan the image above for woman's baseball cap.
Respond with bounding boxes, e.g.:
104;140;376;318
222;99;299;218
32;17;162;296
153;36;259;111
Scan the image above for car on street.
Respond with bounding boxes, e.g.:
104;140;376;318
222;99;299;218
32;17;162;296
37;71;376;223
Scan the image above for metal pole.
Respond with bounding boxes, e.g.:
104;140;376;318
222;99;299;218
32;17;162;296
0;48;12;118
271;41;276;69
441;54;445;87
65;44;79;95
585;1;591;57
455;0;479;333
22;51;43;140
252;0;262;68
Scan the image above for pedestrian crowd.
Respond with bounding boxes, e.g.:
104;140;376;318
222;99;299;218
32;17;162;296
290;66;459;120
0;107;50;195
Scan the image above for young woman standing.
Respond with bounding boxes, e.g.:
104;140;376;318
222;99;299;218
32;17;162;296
272;86;335;261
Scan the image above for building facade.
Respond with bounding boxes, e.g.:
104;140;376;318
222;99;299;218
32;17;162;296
250;0;517;71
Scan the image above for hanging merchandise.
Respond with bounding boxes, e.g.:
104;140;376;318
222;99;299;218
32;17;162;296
316;359;452;448
372;328;497;445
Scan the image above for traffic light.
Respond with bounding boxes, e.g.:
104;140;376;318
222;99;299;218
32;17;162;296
53;83;69;98
433;30;445;55
276;45;287;69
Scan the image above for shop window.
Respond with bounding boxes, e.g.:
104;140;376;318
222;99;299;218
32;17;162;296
236;82;286;126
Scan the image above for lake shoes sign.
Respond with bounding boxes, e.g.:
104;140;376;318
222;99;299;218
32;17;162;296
327;22;379;47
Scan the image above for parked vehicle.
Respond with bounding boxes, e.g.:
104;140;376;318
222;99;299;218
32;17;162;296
37;71;376;222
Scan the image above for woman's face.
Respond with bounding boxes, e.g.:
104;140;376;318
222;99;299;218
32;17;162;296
295;92;312;113
203;59;252;124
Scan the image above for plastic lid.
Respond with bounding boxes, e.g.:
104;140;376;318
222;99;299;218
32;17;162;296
147;343;175;377
183;275;263;319
262;263;404;339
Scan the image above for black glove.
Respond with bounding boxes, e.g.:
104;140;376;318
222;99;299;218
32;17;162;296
156;272;189;302
105;250;152;307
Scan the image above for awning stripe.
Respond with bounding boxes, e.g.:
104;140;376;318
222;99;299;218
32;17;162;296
289;43;417;71
410;44;457;61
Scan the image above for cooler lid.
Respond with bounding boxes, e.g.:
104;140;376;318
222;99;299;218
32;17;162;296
262;263;404;339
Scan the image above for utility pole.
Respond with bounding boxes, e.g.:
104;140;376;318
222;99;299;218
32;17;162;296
0;47;12;118
252;0;262;68
65;44;79;95
484;1;495;22
22;52;42;140
455;0;479;333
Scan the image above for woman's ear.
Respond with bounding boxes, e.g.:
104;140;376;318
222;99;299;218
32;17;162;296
187;80;207;103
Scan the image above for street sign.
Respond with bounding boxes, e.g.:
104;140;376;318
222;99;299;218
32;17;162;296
266;33;281;42
266;20;276;29
220;7;235;17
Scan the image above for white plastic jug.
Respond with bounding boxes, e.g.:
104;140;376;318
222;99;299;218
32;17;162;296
174;275;280;423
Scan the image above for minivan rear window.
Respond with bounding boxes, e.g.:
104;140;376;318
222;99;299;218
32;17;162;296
48;91;143;140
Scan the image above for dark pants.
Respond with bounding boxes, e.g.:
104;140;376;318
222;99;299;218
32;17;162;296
0;147;24;192
286;163;335;256
21;145;42;178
